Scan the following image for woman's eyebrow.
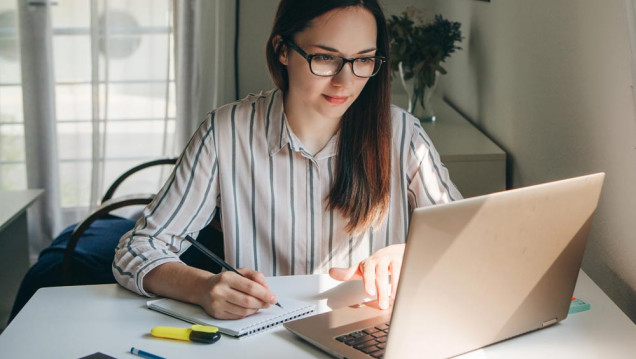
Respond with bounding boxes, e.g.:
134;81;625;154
314;44;377;55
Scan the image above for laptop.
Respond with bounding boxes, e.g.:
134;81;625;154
285;173;605;359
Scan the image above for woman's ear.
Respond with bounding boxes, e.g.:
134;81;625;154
272;35;288;65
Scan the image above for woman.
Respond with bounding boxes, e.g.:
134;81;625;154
113;0;460;320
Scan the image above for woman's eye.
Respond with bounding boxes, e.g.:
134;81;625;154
314;54;335;62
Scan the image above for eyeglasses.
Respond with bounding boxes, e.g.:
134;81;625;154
284;39;385;78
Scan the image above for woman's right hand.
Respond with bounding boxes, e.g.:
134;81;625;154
143;262;278;320
197;268;278;319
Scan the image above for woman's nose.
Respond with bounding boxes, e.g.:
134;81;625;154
330;62;355;88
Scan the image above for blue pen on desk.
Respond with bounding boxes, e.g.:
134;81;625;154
184;235;283;308
130;347;166;359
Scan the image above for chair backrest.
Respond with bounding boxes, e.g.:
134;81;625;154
62;158;224;284
101;158;177;203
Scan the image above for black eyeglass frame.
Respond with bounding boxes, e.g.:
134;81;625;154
284;39;386;78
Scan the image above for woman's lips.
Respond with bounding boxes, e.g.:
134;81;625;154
323;94;348;104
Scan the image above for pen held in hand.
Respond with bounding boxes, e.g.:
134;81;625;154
184;235;283;308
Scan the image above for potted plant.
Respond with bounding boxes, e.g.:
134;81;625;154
387;9;462;121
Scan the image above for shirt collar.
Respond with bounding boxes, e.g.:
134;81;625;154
267;89;339;160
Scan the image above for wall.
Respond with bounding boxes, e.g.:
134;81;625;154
236;0;636;321
424;0;636;321
237;0;279;96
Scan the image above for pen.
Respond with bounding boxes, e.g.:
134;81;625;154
184;235;283;308
130;347;166;359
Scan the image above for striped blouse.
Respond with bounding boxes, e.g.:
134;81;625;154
113;89;461;296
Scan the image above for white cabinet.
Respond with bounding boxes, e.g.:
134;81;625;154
0;190;43;328
395;95;506;198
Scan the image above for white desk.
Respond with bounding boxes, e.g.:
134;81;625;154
1;272;636;359
0;189;43;328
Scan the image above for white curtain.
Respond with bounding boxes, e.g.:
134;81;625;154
16;0;63;254
0;0;238;257
174;0;237;152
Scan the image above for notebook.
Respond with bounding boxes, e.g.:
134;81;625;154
147;296;315;338
285;173;605;359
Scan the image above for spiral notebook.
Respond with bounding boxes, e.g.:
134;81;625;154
147;296;315;338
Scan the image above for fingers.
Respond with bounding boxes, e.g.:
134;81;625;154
353;244;406;310
329;244;405;311
329;266;362;281
375;261;390;309
390;259;401;299
225;283;269;309
361;261;377;297
218;301;261;319
330;263;387;309
239;268;270;289
361;258;390;309
231;270;277;305
202;270;276;319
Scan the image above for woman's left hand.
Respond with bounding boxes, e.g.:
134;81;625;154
329;243;405;310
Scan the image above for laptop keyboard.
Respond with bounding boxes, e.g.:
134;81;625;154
335;322;390;358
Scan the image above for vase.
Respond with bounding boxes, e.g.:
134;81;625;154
398;62;439;122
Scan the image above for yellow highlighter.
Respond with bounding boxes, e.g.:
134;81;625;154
151;325;221;344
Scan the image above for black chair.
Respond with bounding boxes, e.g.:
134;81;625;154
9;158;224;322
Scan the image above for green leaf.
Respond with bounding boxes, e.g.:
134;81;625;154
387;10;462;81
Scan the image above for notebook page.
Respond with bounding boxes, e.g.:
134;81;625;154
147;296;315;338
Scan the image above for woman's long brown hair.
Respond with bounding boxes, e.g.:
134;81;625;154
266;0;392;235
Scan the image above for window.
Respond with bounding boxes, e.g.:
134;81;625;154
0;4;26;191
0;0;176;212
